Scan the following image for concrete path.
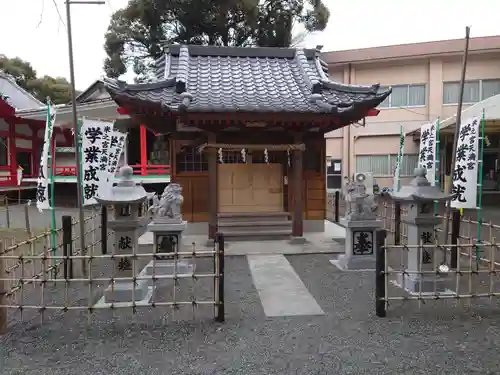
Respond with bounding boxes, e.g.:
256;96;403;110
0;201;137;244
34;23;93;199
138;220;347;255
248;254;324;317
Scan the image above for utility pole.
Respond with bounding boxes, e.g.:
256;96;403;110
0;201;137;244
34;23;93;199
65;0;105;274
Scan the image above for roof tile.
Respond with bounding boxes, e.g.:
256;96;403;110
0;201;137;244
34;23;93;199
104;45;391;118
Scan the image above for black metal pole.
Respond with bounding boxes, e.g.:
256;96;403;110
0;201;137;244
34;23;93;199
375;229;387;318
62;215;73;279
394;202;401;245
215;232;225;322
334;190;340;223
450;210;461;269
101;205;108;255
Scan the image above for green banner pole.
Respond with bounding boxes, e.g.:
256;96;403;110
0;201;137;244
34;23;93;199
434;118;440;216
46;100;57;271
79;119;84;206
476;110;485;268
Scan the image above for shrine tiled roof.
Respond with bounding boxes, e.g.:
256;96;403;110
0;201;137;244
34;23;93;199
103;45;391;119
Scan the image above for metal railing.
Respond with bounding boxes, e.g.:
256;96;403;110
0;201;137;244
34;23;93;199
0;209;225;334
54;164;170;177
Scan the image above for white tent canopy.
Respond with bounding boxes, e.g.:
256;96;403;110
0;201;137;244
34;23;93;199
440;93;500;130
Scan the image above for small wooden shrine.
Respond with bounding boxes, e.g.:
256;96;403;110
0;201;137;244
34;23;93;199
104;45;391;239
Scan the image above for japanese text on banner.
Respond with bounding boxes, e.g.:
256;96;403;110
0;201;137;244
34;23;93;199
418;121;437;186
393;126;404;192
81;119;115;205
36;102;56;212
107;131;127;183
451;117;480;209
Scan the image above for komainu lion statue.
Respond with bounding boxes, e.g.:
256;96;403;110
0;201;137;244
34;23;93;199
149;183;184;221
344;176;378;220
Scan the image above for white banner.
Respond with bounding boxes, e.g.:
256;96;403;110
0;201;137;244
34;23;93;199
36;102;56;212
393;126;404;192
418;121;438;186
107;131;127;182
451;117;480;209
81;119;115;205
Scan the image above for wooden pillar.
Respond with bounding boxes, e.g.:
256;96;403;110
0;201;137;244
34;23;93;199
208;133;217;239
169;137;177;183
292;134;303;237
8;121;16;185
139;124;147;175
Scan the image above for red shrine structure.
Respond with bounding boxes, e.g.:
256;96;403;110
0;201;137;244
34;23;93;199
0;97;73;189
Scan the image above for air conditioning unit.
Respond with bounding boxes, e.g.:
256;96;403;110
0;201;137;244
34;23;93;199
355;172;374;195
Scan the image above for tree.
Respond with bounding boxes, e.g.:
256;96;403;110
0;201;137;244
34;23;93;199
256;0;329;48
0;55;73;105
27;76;74;106
103;0;330;81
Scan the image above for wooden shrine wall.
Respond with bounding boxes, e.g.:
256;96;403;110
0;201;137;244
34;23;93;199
173;136;326;223
304;171;326;220
176;172;209;222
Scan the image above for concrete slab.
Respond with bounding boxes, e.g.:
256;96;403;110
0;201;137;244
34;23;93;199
390;280;456;297
248;254;324;317
139;222;345;256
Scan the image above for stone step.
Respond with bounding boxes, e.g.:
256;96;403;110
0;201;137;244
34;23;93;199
218;220;291;228
221;229;292;241
217;212;291;223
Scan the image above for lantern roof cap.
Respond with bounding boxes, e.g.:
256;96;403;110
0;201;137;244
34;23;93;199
95;165;147;205
389;167;452;202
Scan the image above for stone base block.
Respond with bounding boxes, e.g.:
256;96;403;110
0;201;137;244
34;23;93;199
288;236;308;245
104;279;149;303
396;273;450;294
331;253;376;271
139;260;195;285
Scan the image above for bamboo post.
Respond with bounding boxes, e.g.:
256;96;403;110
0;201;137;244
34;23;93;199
24;203;31;234
0;242;6;333
5;196;10;228
475;109;486;268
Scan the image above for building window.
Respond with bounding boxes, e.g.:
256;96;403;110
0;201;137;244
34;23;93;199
482;79;500;100
356;154;419;176
176;146;208;172
0;136;8;166
443;81;480;104
326;157;342;190
378;84;426;108
443;79;500;104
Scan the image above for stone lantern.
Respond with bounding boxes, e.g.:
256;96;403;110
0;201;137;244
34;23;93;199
95;165;149;303
388;167;452;293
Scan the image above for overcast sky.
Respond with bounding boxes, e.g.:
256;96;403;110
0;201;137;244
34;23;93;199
1;0;499;91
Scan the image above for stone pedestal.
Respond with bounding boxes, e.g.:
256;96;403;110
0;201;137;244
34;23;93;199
396;216;449;294
147;220;194;274
332;217;382;270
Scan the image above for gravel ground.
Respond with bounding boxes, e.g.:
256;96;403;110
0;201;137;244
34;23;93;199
3;254;500;375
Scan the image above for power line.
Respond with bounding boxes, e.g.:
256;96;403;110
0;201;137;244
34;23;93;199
51;0;67;29
36;0;45;28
